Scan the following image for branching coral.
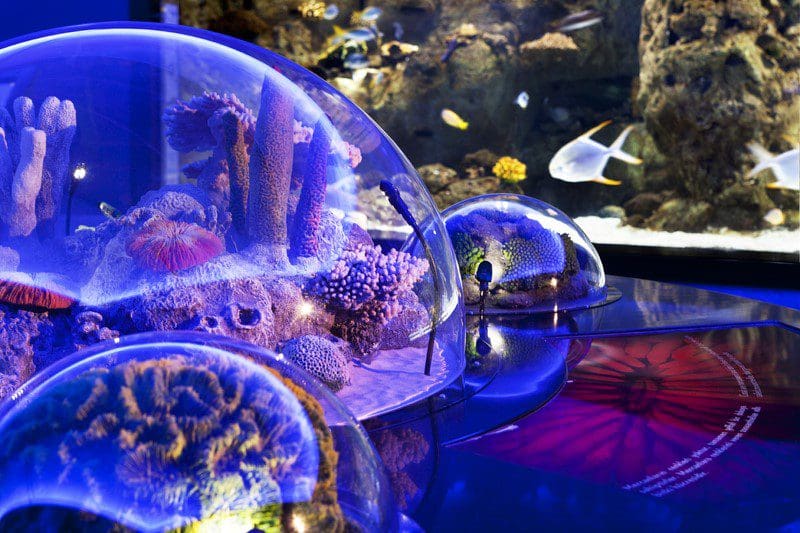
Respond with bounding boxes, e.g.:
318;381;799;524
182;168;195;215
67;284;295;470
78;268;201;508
290;123;331;260
307;243;429;359
0;353;343;530
307;243;428;323
0;96;77;238
281;335;351;392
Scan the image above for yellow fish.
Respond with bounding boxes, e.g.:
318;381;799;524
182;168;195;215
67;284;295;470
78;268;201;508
441;108;469;130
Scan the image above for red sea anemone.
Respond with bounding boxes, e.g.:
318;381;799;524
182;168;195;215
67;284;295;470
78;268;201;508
126;219;224;273
0;275;74;311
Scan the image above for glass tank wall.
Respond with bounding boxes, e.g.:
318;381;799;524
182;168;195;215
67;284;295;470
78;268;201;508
175;0;800;259
0;23;465;420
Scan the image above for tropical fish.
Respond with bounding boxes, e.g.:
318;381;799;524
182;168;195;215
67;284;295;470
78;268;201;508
550;9;603;33
323;4;339;20
548;120;642;185
514;91;529;109
351;6;382;26
763;208;785;226
441;108;469;130
99;201;121;219
747;142;800;191
344;53;370;70
330;25;378;46
393;21;404;40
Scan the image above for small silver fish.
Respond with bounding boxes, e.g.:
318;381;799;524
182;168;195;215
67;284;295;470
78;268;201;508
99;201;121;219
763;208;785;226
551;9;603;33
548;120;642;185
747;142;800;191
323;4;339;20
548;106;570;125
514;91;529;109
393;21;404;40
344;53;370;70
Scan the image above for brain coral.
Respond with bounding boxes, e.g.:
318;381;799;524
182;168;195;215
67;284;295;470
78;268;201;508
281;335;351;393
0;352;345;530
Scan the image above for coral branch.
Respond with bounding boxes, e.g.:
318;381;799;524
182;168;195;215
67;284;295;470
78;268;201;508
34;97;77;235
217;111;250;234
290;123;331;259
247;76;295;248
6;128;46;237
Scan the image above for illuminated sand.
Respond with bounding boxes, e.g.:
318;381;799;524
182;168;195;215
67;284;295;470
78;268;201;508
576;216;800;256
338;345;449;419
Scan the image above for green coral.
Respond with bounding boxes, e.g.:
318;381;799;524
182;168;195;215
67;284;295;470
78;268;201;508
451;231;485;276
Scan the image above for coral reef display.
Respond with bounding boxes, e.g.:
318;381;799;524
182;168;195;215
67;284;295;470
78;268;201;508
180;0;800;253
443;194;607;313
0;24;465;420
0;351;336;530
0;334;402;530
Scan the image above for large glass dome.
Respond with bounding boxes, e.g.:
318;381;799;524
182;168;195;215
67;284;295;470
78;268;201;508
0;332;399;531
0;23;464;419
442;194;608;314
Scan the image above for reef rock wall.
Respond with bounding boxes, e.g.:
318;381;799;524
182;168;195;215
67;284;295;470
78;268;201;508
635;0;800;230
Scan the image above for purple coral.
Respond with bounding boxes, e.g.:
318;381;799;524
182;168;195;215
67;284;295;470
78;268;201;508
290;123;331;260
163;92;254;153
216;111;250;235
0;96;77;238
308;243;429;324
3;128;45;237
281;335;351;392
247;77;295;249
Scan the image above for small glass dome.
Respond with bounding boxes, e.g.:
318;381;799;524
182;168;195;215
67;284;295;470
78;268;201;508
0;332;399;531
0;23;464;419
442;194;607;314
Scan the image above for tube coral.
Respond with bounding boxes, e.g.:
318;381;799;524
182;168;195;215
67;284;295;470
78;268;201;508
34;97;77;235
0;96;76;238
6;127;45;237
217;111;251;235
290;123;331;260
247;77;295;249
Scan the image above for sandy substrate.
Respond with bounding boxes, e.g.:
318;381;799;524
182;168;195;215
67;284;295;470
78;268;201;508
575;216;800;256
337;344;451;419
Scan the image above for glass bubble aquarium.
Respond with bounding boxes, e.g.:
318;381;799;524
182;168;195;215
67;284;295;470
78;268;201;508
0;22;465;419
0;333;399;531
443;194;609;314
175;0;800;262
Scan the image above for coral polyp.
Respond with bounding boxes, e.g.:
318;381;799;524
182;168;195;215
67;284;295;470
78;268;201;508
126;219;224;273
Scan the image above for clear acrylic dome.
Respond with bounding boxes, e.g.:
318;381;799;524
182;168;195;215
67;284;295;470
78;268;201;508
0;332;399;531
442;194;607;314
0;23;464;419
